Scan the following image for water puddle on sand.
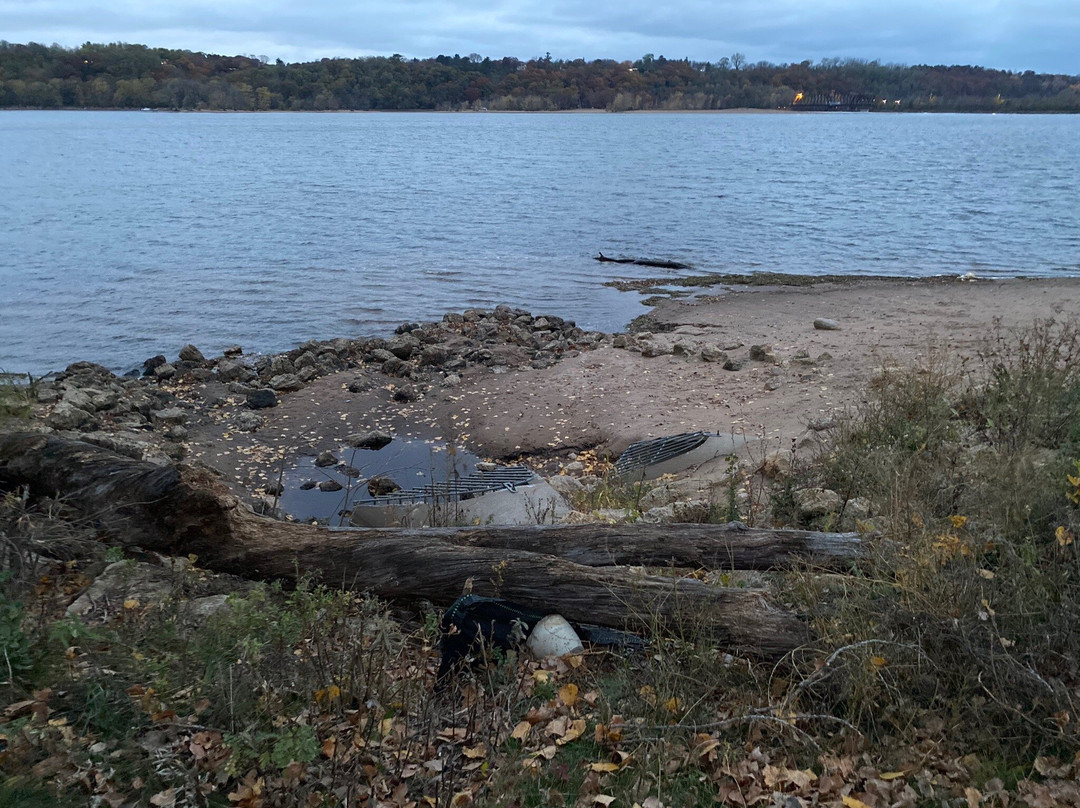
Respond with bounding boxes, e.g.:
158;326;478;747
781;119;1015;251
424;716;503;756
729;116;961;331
278;438;483;524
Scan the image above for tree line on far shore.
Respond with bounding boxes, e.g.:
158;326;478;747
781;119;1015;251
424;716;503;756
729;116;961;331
1;40;1078;113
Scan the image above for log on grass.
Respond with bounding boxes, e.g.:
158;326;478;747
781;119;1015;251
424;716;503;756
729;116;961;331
0;432;808;659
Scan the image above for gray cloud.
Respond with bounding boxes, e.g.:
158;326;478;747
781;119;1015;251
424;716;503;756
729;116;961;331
1;0;1076;73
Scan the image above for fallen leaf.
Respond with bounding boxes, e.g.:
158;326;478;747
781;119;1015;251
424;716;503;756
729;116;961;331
511;720;531;740
842;796;872;808
557;719;586;745
462;743;487;759
880;771;906;780
589;762;621;773
594;797;615;807
558;683;579;707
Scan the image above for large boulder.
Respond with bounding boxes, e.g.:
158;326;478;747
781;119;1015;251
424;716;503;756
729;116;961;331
47;402;98;431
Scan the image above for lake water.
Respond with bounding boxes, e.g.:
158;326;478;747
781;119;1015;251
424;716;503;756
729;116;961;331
2;110;1078;376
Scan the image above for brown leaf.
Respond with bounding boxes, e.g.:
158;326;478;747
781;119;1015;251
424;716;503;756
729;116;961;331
511;720;532;741
462;743;487;759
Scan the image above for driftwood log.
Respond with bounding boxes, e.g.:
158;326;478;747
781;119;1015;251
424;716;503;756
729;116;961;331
0;433;860;660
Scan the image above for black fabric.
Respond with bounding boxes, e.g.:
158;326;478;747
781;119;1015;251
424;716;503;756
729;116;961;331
436;595;543;685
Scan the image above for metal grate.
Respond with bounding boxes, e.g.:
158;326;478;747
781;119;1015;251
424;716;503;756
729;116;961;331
372;465;535;505
613;432;711;477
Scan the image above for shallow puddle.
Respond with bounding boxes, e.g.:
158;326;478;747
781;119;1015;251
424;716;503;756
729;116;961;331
279;438;483;524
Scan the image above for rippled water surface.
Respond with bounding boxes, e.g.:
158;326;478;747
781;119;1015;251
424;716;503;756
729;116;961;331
2;110;1078;375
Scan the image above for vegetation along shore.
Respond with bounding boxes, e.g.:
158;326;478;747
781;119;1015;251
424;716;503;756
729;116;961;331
3;274;1080;806
2;41;1079;111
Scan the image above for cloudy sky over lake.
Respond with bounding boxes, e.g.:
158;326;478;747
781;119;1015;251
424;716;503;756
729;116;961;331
2;0;1077;74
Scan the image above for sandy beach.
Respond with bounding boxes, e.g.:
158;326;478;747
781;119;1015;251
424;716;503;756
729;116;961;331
18;273;1080;505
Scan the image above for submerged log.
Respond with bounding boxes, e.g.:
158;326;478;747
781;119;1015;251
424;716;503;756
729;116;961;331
594;252;691;270
0;433;816;659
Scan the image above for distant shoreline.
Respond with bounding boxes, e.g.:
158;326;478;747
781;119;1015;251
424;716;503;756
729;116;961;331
4;106;1077;114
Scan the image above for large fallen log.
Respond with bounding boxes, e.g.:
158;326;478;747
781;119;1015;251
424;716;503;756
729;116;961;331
0;433;821;660
408;522;860;570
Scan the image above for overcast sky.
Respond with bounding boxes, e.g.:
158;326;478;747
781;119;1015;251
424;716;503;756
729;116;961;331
2;0;1077;75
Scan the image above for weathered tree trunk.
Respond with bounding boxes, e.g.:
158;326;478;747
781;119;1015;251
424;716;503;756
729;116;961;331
0;433;818;660
416;522;860;570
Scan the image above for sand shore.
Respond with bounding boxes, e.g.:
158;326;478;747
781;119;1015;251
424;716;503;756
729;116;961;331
21;274;1080;503
172;275;1079;493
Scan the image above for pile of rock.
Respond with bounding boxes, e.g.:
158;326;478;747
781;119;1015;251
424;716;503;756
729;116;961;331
126;306;606;409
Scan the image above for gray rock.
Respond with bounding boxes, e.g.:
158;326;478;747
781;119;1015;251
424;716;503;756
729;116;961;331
722;357;744;371
547;475;585;497
178;344;206;363
764;377;782;391
235;411;264;431
381;357;409;377
315;450;338;467
387;335;420;360
152;407;188;426
67;561;174;619
246;389;278;409
795;488;842;519
369;348;396;364
222;345;243;357
347;378;372;393
612;334;628;349
813;318;840;331
61;387;96;412
749;344;777;363
318;479;344;492
215;359;248;382
759;450;793;479
299;481;317;490
163;425;188;441
393;384;421;402
270;355;295;376
264;482;284;496
419;345;453;366
441;373;462;388
184;594;232;620
153;363;176;380
143;355;167;375
269;373;303;392
297;366;320;384
641;500;710;524
294;350;318;370
347;430;393;450
700;345;728;363
47;402;98;431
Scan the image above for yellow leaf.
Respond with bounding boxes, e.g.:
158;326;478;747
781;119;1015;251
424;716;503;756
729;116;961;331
533;670;553;683
1057;526;1074;547
462;743;486;759
511;720;531;740
535;744;558;760
557;718;586;745
950;515;968;529
558;683;579;707
663;697;682;714
379;717;394;736
638;685;656;706
870;656;887;668
590;762;621;773
977;568;995;579
842;797;872;808
880;771;906;780
124;599;140;610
